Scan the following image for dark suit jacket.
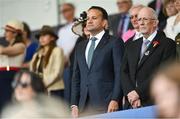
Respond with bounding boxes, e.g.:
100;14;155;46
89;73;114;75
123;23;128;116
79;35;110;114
108;13;133;38
148;0;168;30
71;32;124;112
121;31;176;109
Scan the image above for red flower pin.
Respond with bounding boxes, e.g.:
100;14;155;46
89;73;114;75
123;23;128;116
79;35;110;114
153;41;159;48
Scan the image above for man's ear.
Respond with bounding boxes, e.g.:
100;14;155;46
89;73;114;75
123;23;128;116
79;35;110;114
103;20;108;29
154;19;159;27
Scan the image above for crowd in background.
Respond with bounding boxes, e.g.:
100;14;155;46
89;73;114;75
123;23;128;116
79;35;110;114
0;0;179;118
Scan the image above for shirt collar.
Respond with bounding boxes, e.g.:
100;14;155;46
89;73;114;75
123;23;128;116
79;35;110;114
89;30;105;41
143;30;157;42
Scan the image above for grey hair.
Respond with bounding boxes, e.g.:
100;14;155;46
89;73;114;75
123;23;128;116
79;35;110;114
129;4;145;14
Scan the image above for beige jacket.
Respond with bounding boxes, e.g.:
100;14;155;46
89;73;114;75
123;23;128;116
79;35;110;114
30;47;64;92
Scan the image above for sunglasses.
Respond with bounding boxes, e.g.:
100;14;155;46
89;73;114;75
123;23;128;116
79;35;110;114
12;81;31;89
130;15;138;19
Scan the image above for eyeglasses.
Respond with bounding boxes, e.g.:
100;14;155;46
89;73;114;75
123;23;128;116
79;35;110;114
137;17;156;22
12;81;31;89
130;14;138;19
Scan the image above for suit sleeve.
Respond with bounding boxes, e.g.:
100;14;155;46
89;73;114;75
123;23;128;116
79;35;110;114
161;39;176;61
71;48;80;106
120;46;135;96
111;38;124;101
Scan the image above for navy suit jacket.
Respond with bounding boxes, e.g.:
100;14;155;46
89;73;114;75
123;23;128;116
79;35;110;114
71;32;124;112
121;31;176;109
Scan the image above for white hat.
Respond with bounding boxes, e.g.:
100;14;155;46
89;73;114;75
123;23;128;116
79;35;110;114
4;20;24;33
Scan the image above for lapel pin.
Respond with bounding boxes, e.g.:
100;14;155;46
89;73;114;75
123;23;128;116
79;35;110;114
145;51;150;56
153;41;160;48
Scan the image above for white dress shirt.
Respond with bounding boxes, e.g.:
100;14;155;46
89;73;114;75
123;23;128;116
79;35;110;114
133;30;143;41
85;30;105;62
57;22;78;60
143;30;157;46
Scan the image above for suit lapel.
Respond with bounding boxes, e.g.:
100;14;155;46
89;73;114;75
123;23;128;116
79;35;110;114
129;38;143;70
81;40;89;70
89;32;109;70
138;32;161;68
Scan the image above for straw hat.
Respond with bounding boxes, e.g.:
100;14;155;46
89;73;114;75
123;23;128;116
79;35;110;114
4;20;24;33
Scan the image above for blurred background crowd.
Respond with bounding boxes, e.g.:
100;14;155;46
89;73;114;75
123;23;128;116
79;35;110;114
0;0;179;118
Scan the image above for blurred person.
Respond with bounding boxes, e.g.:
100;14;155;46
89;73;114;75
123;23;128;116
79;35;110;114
12;70;46;102
71;6;124;117
121;7;176;109
148;0;168;30
2;94;69;118
21;22;38;69
163;0;178;17
0;20;26;110
122;4;144;43
108;0;133;38
151;62;180;118
57;3;78;104
30;25;65;99
164;0;180;40
176;33;180;58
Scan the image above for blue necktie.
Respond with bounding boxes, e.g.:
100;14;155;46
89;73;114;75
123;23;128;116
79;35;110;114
87;37;97;68
140;39;150;60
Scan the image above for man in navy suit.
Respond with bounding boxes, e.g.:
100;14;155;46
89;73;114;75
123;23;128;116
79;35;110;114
121;7;176;109
71;6;124;117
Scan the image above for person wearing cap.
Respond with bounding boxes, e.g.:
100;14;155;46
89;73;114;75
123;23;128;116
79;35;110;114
30;25;65;98
0;20;26;110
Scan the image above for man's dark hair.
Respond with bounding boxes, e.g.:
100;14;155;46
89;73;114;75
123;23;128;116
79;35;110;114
88;6;108;20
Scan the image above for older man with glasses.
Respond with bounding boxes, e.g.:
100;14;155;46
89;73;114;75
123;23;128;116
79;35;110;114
121;7;176;110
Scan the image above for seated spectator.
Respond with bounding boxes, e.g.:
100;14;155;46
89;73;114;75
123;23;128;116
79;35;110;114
164;0;180;40
0;20;26;110
22;22;38;69
12;70;46;102
151;62;180;118
30;25;65;99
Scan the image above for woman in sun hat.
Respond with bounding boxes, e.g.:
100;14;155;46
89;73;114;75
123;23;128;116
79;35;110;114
30;25;65;99
0;19;26;110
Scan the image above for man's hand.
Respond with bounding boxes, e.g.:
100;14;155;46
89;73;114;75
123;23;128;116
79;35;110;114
71;106;79;118
107;100;119;113
127;90;139;105
132;99;141;109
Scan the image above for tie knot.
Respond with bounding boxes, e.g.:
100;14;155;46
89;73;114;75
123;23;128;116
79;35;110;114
90;37;97;42
144;39;150;46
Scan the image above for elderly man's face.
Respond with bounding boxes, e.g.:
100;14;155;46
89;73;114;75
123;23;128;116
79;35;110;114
117;0;132;14
137;8;158;37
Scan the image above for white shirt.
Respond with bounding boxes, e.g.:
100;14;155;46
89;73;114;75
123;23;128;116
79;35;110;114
57;22;78;60
164;13;180;40
143;30;157;46
85;30;105;62
133;30;143;41
0;53;25;67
